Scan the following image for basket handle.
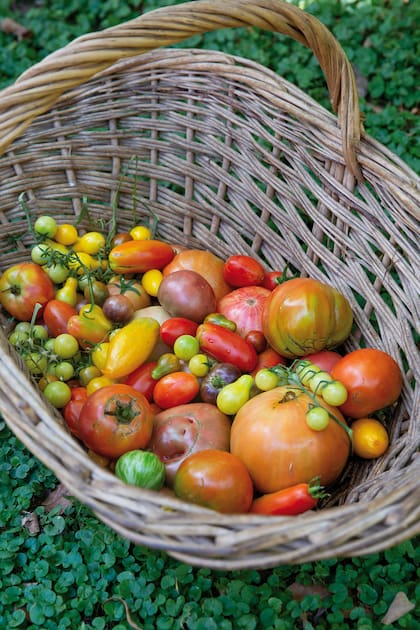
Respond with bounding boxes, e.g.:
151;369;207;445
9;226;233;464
0;0;362;178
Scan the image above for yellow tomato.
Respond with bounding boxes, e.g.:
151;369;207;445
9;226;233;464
351;417;389;459
130;225;152;240
68;251;101;274
86;376;116;396
73;231;106;255
54;223;79;246
141;269;163;297
91;342;110;371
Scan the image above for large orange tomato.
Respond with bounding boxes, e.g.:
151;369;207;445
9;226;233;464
230;386;351;493
162;249;231;301
262;278;353;358
330;348;403;418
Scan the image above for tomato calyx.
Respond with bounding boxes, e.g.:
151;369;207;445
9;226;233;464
307;476;330;501
104;395;144;424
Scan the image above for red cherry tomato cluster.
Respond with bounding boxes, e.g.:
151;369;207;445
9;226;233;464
0;213;403;515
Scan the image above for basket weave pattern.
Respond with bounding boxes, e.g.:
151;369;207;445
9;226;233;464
0;0;418;569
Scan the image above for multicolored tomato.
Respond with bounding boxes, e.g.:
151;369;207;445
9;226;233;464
223;255;265;287
0;262;55;321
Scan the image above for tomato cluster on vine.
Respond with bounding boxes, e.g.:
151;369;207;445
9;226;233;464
0;211;403;516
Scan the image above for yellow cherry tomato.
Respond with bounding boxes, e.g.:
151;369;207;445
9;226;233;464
54;223;79;246
73;231;106;255
130;225;152;240
86;375;116;396
68;251;101;274
188;353;210;378
141;269;163;297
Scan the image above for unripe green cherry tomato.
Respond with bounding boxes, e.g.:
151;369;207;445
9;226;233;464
306;406;330;431
254;368;278;391
321;381;348;407
34;215;57;239
53;333;79;359
43;380;72;408
173;335;200;361
188;353;211;377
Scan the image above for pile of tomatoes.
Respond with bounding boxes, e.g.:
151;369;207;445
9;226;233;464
0;214;403;515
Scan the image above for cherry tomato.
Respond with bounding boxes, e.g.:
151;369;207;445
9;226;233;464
188;354;211;377
173;335;200;361
54;223;79;246
43;380;72;408
110;232;132;247
262;270;286;291
250;347;286;378
306;406;330;431
53;333;79;359
303;350;343;374
153;372;200;409
78;384;154;458
160;317;199;348
223;255;265;287
34;215;57;239
173;449;254;514
141;269;163;297
244;330;267;354
130;225;152;240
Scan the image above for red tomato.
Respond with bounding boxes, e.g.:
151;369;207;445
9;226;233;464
230;385;351;493
62;387;88;438
262;270;286;291
123;361;158;402
153;372;200;409
43;299;78;337
160;317;199;347
250;479;326;516
223;255;265;287
78;384;153;458
196;322;258;373
330;348;403;418
173;449;254;514
217;285;270;337
0;262;55;321
250;347;286;377
244;330;267;354
303;350;342;374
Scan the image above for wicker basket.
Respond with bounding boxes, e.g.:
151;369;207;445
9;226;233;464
0;0;419;570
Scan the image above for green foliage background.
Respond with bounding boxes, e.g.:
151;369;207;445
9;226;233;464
0;0;419;628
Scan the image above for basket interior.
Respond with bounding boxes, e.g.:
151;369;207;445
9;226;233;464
0;49;418;537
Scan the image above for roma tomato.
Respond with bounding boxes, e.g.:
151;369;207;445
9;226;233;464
160;317;199;347
196;322;258;373
330;348;403;418
43;299;78;337
217;285;270;337
230;385;351;493
0;262;55;321
108;239;175;274
263;270;286;291
163;249;231;301
153;372;200;409
78;384;153;458
263;278;353;358
123;361;158;402
223;255;265;287
173;449;254;514
62;386;88;438
250;478;327;516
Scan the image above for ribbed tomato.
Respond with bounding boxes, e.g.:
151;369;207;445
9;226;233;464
217;285;270;337
262;278;353;358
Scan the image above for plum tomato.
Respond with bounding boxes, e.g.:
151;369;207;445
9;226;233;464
173;449;254;513
160;317;199;348
223;255;265;287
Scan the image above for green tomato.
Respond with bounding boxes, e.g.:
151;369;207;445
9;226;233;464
55;361;75;381
53;333;79;359
34;215;57;239
307;370;333;393
306;406;330;431
44;263;69;284
115;450;166;490
31;324;49;341
9;330;29;346
24;352;48;375
14;322;32;335
254;368;278;391
43;380;71;408
173;335;200;361
321;381;348;407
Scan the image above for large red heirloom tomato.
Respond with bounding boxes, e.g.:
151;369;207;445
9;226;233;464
78;384;153;458
217;285;270;337
0;262;55;321
262;277;353;358
230;386;351;493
